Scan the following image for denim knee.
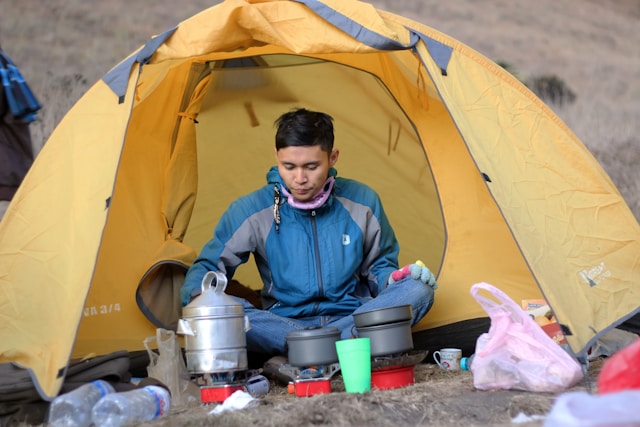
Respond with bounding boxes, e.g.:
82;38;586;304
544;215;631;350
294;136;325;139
390;278;435;325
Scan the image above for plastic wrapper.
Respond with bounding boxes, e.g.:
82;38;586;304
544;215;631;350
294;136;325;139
144;328;200;407
544;390;640;427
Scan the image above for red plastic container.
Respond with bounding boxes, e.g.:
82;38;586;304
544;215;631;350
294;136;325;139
371;365;415;390
598;338;640;394
200;384;244;403
294;378;332;397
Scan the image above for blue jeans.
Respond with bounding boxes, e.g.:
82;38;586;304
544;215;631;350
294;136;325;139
232;277;435;356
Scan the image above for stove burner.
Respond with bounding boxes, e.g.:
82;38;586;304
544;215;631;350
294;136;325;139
279;362;341;381
371;349;428;371
297;365;333;379
193;369;264;403
279;362;341;397
193;369;252;386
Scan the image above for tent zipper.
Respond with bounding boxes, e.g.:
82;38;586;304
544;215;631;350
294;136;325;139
310;210;324;313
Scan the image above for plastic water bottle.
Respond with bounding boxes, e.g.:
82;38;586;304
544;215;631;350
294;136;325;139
91;385;171;427
460;354;475;371
48;380;115;427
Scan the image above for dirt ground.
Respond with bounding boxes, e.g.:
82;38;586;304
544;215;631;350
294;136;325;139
152;357;604;427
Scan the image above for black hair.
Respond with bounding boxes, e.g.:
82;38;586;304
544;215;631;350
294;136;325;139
274;108;334;152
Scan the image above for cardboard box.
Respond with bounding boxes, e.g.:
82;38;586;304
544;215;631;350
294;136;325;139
522;299;567;346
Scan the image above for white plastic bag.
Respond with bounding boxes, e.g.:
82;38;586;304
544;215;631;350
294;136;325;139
544;390;640;427
470;282;583;392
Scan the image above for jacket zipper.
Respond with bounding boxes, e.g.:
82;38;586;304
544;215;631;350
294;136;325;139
310;210;324;313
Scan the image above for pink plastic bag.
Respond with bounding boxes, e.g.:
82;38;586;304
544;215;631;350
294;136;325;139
470;282;583;392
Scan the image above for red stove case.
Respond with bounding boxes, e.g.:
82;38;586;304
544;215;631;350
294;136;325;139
292;377;332;397
200;384;245;403
371;365;415;390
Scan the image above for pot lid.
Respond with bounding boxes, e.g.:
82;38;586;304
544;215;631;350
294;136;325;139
182;271;244;317
355;319;411;331
353;305;412;328
286;326;340;340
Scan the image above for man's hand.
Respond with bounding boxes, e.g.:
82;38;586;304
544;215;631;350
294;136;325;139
388;260;437;290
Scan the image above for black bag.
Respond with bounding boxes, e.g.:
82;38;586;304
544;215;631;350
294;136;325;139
0;350;137;427
0;48;37;202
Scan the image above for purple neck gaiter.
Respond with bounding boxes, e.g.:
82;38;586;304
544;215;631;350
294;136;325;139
280;176;335;210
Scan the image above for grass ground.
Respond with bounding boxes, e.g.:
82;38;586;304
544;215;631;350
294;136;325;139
2;0;637;220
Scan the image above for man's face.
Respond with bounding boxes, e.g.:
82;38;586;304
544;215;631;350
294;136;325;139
275;145;339;202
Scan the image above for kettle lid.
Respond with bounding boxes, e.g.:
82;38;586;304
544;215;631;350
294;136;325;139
182;271;244;317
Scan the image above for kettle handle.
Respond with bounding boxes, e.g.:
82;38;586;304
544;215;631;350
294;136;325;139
201;271;228;294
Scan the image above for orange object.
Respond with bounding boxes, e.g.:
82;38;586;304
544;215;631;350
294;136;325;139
522;299;567;345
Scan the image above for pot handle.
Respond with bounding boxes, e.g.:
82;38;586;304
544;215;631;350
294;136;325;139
201;271;228;294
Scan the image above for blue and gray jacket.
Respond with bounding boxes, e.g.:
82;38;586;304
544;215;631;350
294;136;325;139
181;166;400;318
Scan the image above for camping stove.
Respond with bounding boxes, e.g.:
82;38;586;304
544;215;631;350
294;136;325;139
193;369;266;403
279;362;341;397
370;350;428;390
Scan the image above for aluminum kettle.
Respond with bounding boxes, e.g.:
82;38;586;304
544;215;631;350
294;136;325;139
177;271;250;374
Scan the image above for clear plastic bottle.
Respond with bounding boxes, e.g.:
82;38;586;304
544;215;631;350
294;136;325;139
90;385;171;427
47;380;115;427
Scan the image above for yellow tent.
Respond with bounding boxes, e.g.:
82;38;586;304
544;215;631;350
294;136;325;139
1;0;639;399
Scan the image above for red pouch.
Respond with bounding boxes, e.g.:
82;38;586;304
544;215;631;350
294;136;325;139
597;337;640;394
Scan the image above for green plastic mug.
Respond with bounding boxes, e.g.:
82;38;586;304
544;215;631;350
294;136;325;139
335;337;371;393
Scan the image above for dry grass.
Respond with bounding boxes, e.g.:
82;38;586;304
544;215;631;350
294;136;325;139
2;0;637;221
151;359;603;427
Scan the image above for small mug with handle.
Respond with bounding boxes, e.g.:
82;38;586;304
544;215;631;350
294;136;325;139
433;348;462;371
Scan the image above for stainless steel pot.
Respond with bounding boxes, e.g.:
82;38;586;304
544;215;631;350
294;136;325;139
286;327;341;367
177;271;249;374
356;320;413;357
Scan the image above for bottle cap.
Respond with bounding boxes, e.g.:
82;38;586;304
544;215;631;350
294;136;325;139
460;357;471;371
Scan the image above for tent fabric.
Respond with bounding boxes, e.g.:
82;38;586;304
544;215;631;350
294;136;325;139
1;0;639;400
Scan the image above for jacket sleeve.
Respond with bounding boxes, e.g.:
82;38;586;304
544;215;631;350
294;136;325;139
180;198;259;306
360;191;400;297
